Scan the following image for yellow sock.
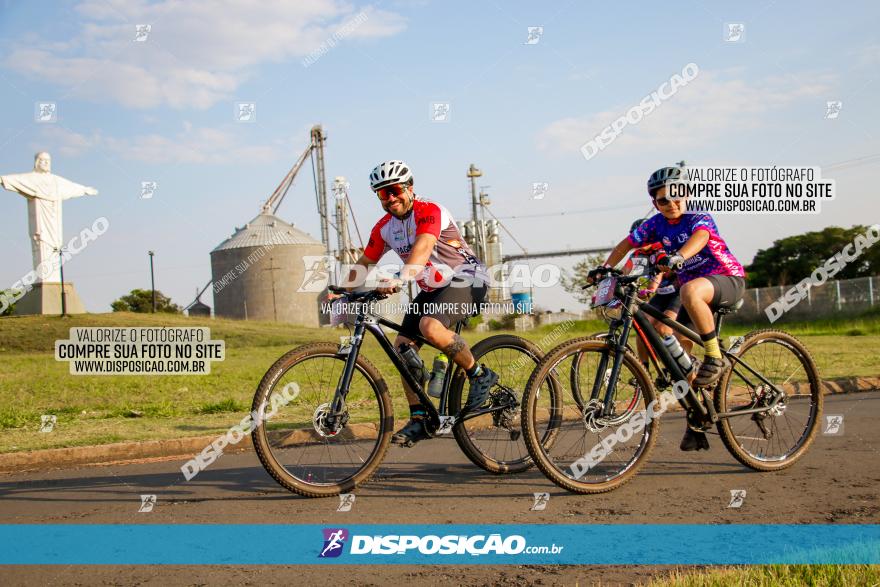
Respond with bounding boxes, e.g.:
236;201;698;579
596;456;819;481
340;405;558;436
702;335;722;359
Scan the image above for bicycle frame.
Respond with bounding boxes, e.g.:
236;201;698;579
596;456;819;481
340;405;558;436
594;277;790;425
330;308;507;432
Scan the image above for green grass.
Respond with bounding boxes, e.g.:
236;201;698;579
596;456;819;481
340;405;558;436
0;311;878;453
647;564;880;586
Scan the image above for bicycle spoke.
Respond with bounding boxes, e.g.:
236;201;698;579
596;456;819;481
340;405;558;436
720;333;820;466
256;350;387;490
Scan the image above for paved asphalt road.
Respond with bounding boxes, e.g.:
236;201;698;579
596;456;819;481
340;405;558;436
3;391;879;586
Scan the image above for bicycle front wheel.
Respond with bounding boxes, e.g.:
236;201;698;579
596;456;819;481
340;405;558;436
715;329;822;471
251;343;393;498
522;337;659;494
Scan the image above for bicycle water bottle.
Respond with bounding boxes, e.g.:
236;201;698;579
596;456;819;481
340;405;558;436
400;345;430;388
427;354;449;398
662;335;693;375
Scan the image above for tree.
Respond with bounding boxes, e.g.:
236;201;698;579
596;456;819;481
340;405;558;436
560;253;607;305
111;289;182;313
745;225;879;287
1;290;17;316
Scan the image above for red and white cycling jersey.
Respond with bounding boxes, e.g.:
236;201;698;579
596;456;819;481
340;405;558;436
363;196;488;291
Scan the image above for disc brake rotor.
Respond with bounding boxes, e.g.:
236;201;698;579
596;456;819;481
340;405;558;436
313;402;347;438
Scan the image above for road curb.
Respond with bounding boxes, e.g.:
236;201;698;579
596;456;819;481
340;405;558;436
0;434;256;474
2;375;878;474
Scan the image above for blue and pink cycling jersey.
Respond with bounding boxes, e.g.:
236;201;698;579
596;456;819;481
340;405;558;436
628;213;745;284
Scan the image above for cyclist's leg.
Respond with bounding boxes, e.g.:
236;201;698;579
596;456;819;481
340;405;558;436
681;276;745;388
393;333;423;406
414;278;481;368
634;330;649;368
416;278;495;411
646;292;678;338
671;290;711;450
392;291;436;445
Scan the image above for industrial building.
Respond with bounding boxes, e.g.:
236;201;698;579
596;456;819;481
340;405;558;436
210;212;326;325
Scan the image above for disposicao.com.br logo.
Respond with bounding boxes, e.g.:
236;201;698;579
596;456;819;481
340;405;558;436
318;528;563;557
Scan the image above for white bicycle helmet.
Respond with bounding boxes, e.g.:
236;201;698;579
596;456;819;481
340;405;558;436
369;160;413;192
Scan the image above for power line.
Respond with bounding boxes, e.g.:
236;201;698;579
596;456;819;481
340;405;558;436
481;205;531;256
823;152;880;171
494;201;646;220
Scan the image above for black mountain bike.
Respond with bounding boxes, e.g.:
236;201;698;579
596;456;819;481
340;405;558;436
521;267;822;494
252;286;561;497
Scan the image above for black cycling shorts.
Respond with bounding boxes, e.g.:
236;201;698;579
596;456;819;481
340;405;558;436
647;291;681;315
676;275;746;328
399;277;488;341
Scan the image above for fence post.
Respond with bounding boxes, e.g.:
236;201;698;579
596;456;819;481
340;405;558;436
835;280;842;311
869;276;875;307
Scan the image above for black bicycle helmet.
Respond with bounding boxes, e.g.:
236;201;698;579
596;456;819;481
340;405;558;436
647;166;682;197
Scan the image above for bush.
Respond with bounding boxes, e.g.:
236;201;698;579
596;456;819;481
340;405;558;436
111;289;181;313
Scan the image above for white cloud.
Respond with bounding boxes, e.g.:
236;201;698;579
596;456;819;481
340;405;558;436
537;69;832;157
31;124;294;164
4;0;406;110
852;43;880;68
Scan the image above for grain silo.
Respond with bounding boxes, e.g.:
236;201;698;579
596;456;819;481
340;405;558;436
211;212;326;325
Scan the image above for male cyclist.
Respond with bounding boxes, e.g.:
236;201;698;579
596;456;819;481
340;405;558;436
344;160;496;446
589;166;746;451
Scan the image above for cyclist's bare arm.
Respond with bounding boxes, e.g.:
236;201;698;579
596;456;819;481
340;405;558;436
677;230;709;259
344;253;376;291
377;233;436;294
346;233;438;294
398;233;437;282
604;237;635;268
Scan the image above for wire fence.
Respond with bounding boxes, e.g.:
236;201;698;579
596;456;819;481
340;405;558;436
729;274;879;323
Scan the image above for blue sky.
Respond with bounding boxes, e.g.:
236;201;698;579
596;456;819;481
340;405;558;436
1;0;878;312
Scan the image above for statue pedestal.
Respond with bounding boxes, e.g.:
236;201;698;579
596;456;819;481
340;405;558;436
12;282;86;315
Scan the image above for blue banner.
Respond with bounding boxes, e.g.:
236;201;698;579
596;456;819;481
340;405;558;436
1;524;878;565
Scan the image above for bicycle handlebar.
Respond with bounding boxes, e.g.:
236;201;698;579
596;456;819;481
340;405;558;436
581;254;683;290
327;285;389;302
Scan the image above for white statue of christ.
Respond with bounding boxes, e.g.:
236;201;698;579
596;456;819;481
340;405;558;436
1;152;98;283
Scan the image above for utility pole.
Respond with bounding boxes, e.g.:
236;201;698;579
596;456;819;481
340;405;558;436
148;251;156;312
55;247;67;317
467;164;484;260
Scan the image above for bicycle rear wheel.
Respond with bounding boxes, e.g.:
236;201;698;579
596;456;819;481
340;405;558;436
251;343;393;498
522;337;659;494
715;329;822;471
447;335;561;474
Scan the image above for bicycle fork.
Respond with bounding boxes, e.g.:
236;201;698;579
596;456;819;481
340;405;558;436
590;318;633;416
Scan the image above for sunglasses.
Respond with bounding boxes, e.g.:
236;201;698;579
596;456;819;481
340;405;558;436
376;185;409;201
654;196;674;206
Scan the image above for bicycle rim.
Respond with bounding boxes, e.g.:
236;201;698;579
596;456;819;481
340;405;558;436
716;330;822;469
524;338;658;493
252;345;391;496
